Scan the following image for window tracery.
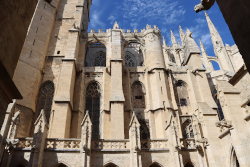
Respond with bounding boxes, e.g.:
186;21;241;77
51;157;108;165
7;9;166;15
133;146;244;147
94;52;106;67
182;119;194;139
125;53;136;67
168;50;176;63
132;82;145;108
176;80;190;107
37;81;54;124
86;82;101;139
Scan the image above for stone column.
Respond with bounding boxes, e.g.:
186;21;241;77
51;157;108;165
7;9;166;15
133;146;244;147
28;110;48;167
80;111;92;167
143;25;169;139
49;0;90;138
109;23;125;139
129;113;142;167
49;28;79;138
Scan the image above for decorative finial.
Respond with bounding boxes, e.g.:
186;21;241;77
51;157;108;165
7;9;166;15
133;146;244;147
113;21;119;29
179;25;185;43
170;30;177;45
205;11;208;17
163;36;167;47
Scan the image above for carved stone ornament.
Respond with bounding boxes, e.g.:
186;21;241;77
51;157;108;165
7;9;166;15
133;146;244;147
216;120;232;128
113;21;119;29
194;0;215;13
5;139;19;153
8;111;20;139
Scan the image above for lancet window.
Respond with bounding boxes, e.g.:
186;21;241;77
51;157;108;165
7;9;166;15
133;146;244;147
182;118;194;139
131;82;145;108
125;52;136;67
36;81;55;124
168;50;176;63
85;82;101;139
139;119;150;139
94;52;106;66
176;80;190;107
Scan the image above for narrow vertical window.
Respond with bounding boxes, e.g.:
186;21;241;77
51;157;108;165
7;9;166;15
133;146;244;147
36;81;54;124
176;80;190;107
181;118;194;139
85;82;101;139
132;82;145;108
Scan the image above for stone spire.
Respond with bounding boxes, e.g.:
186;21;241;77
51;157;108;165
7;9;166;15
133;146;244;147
205;12;223;49
205;12;235;72
186;28;191;37
170;30;177;47
163;36;167;47
179;25;185;44
199;39;213;72
177;40;181;47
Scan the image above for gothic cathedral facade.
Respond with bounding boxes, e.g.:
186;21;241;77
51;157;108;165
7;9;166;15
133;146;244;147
0;0;250;167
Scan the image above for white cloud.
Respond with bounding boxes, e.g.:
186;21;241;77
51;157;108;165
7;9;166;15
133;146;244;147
89;10;106;29
130;23;139;29
201;33;211;46
108;0;186;28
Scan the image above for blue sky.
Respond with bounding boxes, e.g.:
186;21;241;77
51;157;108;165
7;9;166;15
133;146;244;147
88;0;235;66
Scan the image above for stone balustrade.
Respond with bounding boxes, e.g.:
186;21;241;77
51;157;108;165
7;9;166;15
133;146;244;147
91;139;130;151
180;138;196;149
141;139;168;150
45;138;81;151
16;138;33;149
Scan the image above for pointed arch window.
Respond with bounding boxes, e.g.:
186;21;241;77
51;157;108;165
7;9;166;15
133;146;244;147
182;119;194;139
94;52;106;66
139;119;150;139
85;82;101;139
176;80;190;107
125;52;136;67
168;50;176;63
131;82;145;108
37;81;54;124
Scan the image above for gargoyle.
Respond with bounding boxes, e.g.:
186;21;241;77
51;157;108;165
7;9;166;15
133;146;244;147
194;0;215;13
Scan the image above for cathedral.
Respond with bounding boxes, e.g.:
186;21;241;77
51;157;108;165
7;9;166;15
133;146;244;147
0;0;250;167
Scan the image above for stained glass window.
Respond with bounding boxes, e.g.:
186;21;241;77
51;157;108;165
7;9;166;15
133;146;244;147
86;82;101;139
139;119;150;139
182;119;194;139
94;52;106;66
37;81;54;124
125;53;136;67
